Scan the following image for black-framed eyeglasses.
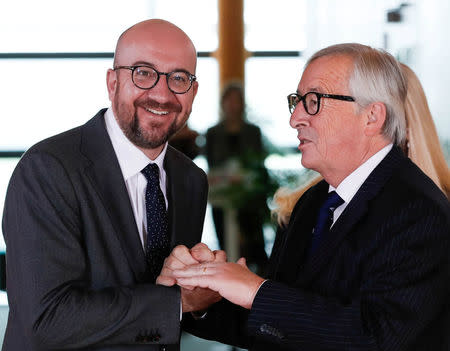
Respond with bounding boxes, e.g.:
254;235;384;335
114;65;196;94
287;92;355;115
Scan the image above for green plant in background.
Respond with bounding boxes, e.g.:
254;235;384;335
208;150;279;224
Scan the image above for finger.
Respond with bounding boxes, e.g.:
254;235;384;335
237;257;247;267
171;245;199;265
191;243;215;263
177;280;195;291
191;242;210;251
173;264;214;278
177;276;215;291
156;275;176;286
162;255;185;271
158;266;173;278
213;250;227;263
178;283;195;291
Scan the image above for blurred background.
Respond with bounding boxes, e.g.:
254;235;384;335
0;0;449;349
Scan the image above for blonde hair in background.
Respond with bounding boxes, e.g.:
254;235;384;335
401;63;450;197
272;62;449;227
272;176;321;227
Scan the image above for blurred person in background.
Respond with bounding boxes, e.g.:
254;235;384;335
206;81;269;274
169;123;201;160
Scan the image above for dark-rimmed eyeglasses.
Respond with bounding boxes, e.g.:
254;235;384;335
287;92;355;115
114;65;196;94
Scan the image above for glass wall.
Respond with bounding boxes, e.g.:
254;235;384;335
0;0;449;348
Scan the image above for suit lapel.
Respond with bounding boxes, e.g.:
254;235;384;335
164;147;191;248
274;180;328;283
80;110;149;282
299;146;406;285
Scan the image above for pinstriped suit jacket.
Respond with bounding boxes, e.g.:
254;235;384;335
184;146;450;350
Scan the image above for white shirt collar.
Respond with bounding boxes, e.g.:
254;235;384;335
330;144;393;203
104;107;167;180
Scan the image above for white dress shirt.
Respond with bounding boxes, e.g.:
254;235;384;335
104;107;168;249
329;144;393;226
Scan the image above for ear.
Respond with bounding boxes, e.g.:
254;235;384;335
191;80;199;100
106;68;117;102
364;102;386;137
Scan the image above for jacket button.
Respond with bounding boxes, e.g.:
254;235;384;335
260;324;269;333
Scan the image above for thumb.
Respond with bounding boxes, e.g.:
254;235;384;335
236;257;247;267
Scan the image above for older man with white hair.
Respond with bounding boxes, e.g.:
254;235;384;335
159;43;450;351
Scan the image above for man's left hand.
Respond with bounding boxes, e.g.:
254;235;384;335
173;257;265;309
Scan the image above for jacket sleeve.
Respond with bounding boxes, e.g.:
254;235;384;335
2;150;181;349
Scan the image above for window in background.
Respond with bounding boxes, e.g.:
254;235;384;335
0;0;153;53
244;0;307;51
186;57;220;135
0;159;18;252
0;58;111;150
151;0;218;52
243;1;308;175
245;56;306;150
0;56;218;151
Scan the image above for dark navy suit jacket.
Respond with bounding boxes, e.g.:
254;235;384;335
184;146;450;350
2;109;208;350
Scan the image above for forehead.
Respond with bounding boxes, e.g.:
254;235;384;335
298;55;353;94
116;24;197;73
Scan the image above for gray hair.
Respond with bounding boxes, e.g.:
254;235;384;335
307;43;407;146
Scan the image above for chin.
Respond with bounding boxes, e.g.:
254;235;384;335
300;155;319;172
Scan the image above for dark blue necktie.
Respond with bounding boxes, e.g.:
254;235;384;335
141;163;169;282
309;191;344;255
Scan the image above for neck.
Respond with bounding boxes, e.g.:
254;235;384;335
225;118;243;133
139;144;165;161
322;138;391;188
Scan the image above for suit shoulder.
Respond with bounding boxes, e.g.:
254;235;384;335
383;159;450;221
166;146;206;178
243;122;261;133
22;110;106;166
28;125;82;155
206;123;224;135
17;124;85;175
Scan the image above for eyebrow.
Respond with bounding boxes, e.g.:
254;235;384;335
296;87;321;95
130;60;155;68
131;61;192;73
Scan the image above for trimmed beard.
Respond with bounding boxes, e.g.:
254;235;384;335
113;80;187;149
123;111;181;149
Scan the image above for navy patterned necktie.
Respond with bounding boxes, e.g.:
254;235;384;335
141;163;169;282
309;191;344;255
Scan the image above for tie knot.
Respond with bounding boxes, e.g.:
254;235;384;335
324;191;344;211
141;163;160;183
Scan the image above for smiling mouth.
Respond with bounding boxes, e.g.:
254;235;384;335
299;139;311;145
145;108;169;116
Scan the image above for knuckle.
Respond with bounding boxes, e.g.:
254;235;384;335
173;245;188;256
192;242;207;250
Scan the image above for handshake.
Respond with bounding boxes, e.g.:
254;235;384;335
156;243;265;313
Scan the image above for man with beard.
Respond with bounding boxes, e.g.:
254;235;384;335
2;19;220;351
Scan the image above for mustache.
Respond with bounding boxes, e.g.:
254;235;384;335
136;98;182;113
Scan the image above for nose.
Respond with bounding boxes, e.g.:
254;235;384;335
289;103;310;129
146;74;174;101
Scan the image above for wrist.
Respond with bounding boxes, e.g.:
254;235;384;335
247;277;266;309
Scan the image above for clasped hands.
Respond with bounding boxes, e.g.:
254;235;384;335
156;243;265;312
